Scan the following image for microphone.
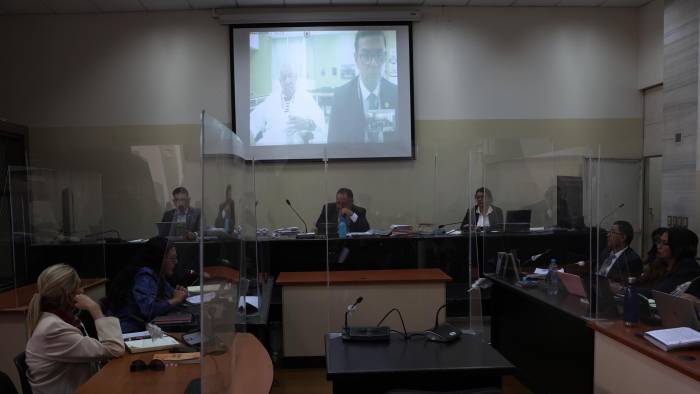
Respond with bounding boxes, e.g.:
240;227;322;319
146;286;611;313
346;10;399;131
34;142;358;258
530;249;551;263
344;296;363;330
285;199;313;238
424;303;461;343
598;203;624;228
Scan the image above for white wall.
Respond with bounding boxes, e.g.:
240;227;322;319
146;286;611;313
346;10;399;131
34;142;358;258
0;11;230;127
1;7;642;127
414;7;641;120
638;0;664;89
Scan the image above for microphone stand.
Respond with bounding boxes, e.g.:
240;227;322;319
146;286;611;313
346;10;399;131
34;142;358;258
285;199;315;239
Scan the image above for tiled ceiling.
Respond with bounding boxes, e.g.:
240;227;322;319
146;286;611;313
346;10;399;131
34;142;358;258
0;0;654;15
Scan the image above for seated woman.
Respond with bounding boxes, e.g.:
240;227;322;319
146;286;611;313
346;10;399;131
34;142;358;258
461;187;504;230
640;227;700;296
25;264;124;394
105;237;188;333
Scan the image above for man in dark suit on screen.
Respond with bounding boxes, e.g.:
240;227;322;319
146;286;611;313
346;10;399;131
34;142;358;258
328;30;398;144
315;188;370;233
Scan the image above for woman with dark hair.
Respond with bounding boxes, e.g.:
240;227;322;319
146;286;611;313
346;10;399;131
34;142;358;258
643;227;668;266
461;187;504;229
640;227;700;295
105;237;187;333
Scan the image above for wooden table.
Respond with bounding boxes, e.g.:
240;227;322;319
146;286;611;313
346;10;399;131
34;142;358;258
77;332;272;394
0;278;107;389
588;320;700;394
277;268;451;358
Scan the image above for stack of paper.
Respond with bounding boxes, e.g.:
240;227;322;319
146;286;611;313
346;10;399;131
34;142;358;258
125;335;180;354
388;224;414;237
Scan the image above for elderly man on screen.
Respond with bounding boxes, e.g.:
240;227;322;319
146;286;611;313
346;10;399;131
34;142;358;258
250;64;327;146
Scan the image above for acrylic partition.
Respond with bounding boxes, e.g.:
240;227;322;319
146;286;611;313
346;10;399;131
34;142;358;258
474;138;602;320
6;166;107;298
589;147;644;321
199;112;261;392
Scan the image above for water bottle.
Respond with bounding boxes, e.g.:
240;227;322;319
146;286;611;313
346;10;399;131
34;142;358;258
224;215;231;234
338;217;347;239
623;277;640;327
546;258;560;296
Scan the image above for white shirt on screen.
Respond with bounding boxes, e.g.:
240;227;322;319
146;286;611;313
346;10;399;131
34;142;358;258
250;86;327;146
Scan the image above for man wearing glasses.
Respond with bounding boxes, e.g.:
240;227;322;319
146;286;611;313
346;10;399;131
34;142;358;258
328;30;398;144
159;186;201;240
598;220;643;285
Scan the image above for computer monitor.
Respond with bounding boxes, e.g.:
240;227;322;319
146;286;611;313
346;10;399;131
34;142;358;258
504;210;531;232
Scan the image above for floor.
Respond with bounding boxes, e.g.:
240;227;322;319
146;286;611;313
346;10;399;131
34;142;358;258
270;368;533;394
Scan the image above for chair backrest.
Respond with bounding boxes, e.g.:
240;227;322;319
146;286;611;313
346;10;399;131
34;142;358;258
14;352;32;394
0;371;18;394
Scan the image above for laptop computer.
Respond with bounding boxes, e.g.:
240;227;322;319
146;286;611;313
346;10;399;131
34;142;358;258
652;290;700;330
504;210;531;232
156;221;186;237
557;272;588;298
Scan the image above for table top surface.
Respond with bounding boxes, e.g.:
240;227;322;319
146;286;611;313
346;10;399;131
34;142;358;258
325;332;515;377
588;320;700;382
277;268;452;286
0;278;106;312
76;332;267;394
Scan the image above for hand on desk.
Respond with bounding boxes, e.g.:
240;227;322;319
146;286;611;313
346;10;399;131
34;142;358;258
170;286;188;306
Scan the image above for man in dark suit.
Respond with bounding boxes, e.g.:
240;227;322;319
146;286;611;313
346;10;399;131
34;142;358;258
328;30;398;144
598;220;643;284
315;188;370;233
159;186;201;240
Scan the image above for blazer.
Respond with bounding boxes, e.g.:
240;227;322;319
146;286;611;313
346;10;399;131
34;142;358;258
650;257;700;294
159;207;201;236
598;247;643;283
25;312;124;394
327;77;398;144
461;205;504;229
315;202;370;233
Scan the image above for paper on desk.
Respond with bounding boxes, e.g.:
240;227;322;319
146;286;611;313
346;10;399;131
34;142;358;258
123;330;150;340
125;335;179;353
186;292;215;304
187;284;221;294
533;267;565;275
238;295;259;310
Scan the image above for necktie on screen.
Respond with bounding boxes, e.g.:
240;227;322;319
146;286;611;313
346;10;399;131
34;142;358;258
367;93;379;111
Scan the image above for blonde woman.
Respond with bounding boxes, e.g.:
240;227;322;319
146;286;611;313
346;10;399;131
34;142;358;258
25;264;124;394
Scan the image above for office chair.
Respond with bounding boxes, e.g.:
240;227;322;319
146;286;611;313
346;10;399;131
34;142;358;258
0;371;18;394
14;352;32;394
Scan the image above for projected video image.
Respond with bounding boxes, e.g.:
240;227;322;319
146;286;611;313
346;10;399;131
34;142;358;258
249;30;398;147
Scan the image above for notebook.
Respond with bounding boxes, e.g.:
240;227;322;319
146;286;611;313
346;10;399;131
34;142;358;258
125;335;180;354
643;327;700;351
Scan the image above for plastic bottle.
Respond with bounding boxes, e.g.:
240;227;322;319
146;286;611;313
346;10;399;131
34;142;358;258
338;217;347;239
546;258;560;296
623;277;640;327
224;215;231;234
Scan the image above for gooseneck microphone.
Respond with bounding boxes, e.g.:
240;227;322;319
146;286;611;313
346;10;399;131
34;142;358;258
598;203;625;228
285;199;308;233
344;296;363;330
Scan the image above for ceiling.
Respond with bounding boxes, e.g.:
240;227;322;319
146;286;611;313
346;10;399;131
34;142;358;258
0;0;652;15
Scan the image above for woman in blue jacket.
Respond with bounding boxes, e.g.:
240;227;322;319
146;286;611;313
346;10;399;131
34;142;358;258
105;237;187;333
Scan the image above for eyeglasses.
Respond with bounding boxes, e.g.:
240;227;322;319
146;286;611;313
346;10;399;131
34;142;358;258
173;198;190;202
130;359;165;372
358;50;387;64
608;231;623;236
656;240;669;246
